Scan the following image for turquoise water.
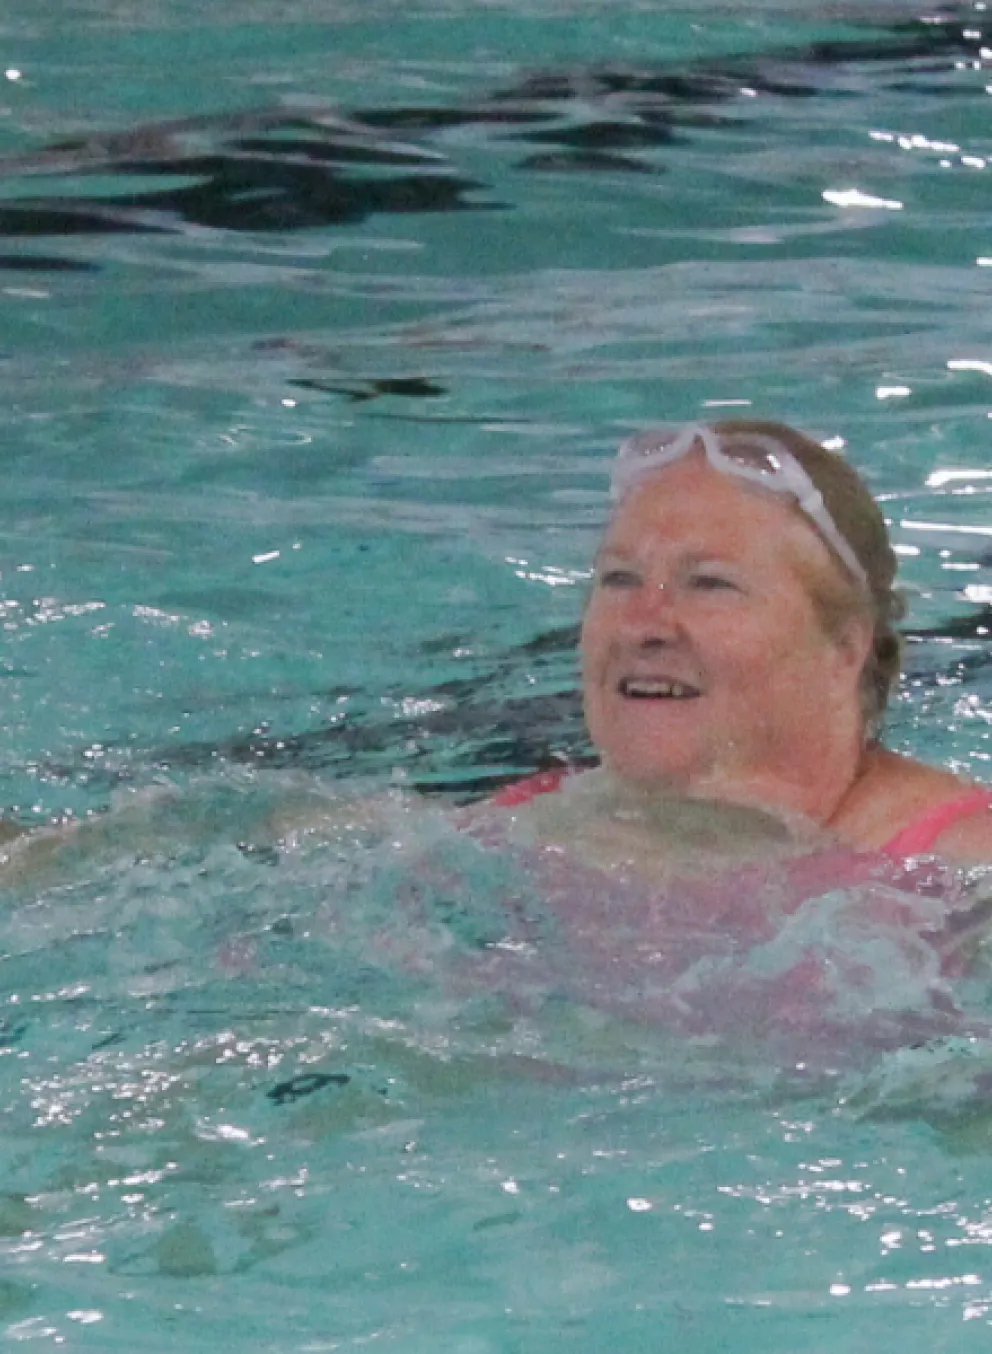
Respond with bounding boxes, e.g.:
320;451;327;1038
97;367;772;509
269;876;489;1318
2;0;992;1347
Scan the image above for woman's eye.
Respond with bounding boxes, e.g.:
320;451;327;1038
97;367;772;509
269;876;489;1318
689;572;738;592
598;568;641;589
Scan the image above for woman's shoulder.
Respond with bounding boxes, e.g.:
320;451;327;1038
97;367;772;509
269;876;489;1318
853;748;992;863
917;791;992;865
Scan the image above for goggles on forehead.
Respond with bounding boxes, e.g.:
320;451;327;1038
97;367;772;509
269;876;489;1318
610;421;870;592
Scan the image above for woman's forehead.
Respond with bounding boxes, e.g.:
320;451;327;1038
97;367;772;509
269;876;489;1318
600;460;832;570
606;460;797;538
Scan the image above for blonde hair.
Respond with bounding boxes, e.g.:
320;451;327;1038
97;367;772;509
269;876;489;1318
711;419;904;736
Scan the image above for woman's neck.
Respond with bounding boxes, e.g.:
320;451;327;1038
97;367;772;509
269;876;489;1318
662;735;870;832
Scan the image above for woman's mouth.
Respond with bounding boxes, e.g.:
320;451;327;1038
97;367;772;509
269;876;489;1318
618;678;701;699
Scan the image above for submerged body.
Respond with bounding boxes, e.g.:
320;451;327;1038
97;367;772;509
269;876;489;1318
450;766;992;1061
444;421;992;1046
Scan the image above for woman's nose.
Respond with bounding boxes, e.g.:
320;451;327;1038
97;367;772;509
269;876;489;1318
618;578;681;637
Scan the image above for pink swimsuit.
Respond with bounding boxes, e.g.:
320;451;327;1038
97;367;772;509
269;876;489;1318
880;788;992;857
473;767;986;1051
490;769;992;858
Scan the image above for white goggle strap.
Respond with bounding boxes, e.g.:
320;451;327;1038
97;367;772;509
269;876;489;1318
748;451;870;590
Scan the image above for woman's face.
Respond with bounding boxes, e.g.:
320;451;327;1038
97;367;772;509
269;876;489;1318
580;454;871;803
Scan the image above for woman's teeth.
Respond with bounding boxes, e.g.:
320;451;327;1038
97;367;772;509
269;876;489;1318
620;679;698;699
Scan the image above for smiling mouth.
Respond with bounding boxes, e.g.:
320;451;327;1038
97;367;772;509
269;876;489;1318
618;678;701;699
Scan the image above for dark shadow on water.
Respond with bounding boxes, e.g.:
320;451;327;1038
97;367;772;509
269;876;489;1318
29;606;992;808
0;8;984;263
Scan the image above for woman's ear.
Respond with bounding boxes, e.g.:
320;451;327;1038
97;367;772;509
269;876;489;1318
834;611;875;675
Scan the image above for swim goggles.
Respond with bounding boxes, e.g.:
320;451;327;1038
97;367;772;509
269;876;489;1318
610;421;870;591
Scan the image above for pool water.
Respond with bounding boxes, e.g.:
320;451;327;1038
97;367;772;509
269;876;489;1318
3;0;992;1347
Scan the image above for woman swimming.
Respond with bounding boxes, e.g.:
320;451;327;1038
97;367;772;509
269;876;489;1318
2;420;984;1050
461;420;992;1047
493;420;992;867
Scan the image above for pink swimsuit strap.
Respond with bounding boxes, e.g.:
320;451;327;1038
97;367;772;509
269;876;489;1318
491;771;992;861
880;788;992;858
489;767;570;807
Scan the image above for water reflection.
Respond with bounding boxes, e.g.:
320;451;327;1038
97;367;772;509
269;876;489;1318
0;11;986;259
